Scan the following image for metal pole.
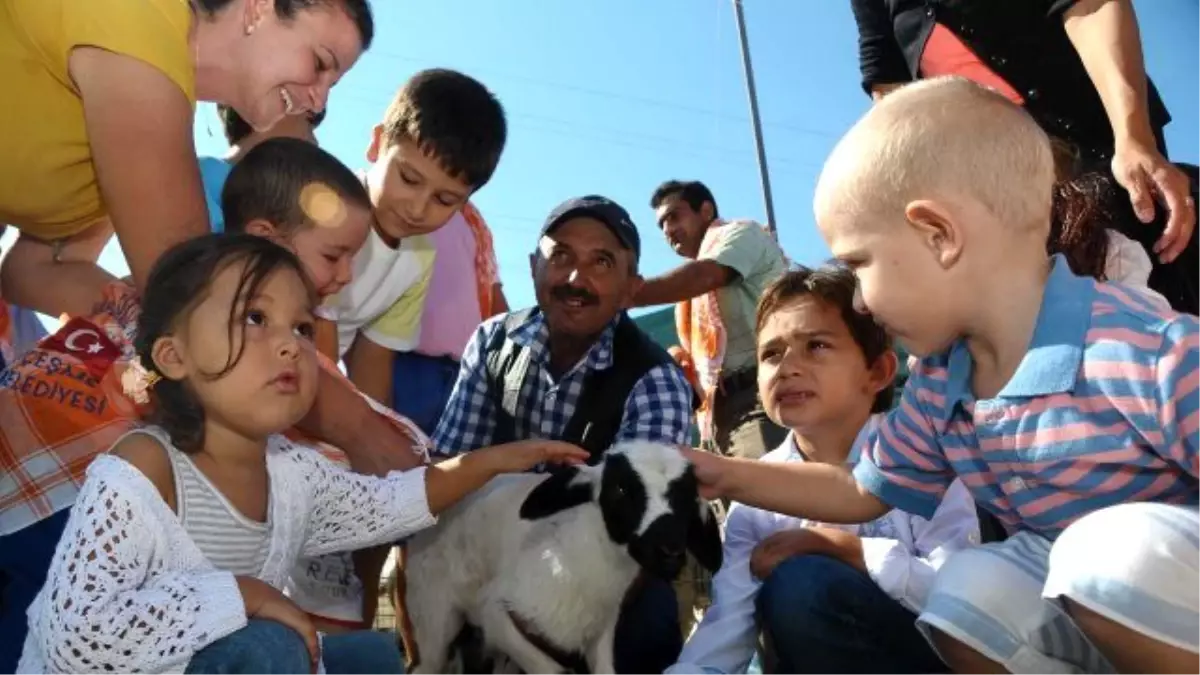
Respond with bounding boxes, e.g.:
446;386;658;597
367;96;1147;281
732;0;777;236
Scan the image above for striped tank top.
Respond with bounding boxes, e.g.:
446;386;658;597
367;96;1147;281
164;441;270;576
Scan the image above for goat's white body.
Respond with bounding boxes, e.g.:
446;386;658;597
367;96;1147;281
404;473;637;674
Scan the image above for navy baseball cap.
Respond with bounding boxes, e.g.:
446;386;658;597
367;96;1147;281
540;195;641;261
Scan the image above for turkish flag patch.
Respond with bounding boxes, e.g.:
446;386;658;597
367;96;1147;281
40;317;123;379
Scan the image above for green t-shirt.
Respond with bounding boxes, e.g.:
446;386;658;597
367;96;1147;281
701;219;788;373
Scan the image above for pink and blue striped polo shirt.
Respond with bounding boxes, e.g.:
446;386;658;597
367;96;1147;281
854;255;1199;540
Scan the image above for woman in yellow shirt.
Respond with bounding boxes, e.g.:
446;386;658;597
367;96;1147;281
0;0;372;319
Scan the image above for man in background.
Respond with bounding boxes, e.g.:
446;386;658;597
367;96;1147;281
635;180;788;462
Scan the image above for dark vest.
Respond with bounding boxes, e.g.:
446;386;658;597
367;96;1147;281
484;308;697;461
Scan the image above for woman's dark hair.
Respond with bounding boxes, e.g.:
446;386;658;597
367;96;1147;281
222;137;371;234
195;0;374;50
1046;135;1115;281
1048;172;1117;280
135;234;315;452
218;104;327;146
755;263;895;413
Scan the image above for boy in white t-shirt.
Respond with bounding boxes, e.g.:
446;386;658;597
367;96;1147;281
318;68;508;410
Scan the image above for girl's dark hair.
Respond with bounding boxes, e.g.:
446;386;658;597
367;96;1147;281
135;234;315;452
755;263;895;413
194;0;374;50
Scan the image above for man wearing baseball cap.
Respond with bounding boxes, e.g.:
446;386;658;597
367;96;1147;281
433;195;704;673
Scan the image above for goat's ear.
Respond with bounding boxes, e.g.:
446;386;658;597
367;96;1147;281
687;499;723;572
519;467;594;520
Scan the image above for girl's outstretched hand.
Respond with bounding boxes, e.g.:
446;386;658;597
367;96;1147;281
482;439;590;474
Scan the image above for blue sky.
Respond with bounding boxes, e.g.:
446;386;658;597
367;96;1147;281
91;0;1198;313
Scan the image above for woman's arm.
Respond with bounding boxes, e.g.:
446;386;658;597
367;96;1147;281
297;351;427;476
1062;0;1195;263
70;47;210;289
851;0;911;97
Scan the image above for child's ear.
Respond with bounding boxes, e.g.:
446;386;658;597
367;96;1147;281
904;200;963;268
243;218;282;241
150;336;187;381
366;124;384;163
867;349;899;399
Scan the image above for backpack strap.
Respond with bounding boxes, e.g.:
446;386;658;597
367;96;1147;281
561;313;684;460
484;308;537;446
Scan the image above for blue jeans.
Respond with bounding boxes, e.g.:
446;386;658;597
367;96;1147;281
614;577;682;674
186;620;404;673
756;555;948;673
0;509;71;673
390;352;460;436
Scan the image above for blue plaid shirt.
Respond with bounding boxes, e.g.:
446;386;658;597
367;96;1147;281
433;309;694;455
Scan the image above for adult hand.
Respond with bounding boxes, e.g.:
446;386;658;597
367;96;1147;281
1111;139;1195;263
236;576;320;673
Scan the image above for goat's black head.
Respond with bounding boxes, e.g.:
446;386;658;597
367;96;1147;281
519;441;723;580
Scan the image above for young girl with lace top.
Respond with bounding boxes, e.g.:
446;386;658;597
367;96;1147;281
18;234;587;675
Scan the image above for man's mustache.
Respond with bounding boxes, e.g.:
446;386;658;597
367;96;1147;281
551;284;599;305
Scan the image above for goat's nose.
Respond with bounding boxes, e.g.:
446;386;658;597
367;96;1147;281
658;542;683;559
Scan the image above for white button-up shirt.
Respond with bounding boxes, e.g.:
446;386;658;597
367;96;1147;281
668;419;980;674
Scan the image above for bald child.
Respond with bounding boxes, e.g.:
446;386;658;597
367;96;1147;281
690;77;1199;674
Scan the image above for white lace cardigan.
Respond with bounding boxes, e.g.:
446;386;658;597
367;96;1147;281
18;428;435;674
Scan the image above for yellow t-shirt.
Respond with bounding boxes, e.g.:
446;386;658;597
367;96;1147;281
0;0;195;241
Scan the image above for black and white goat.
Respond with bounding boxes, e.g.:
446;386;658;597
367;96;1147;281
398;441;723;674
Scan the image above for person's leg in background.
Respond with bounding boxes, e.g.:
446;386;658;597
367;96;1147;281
390;351;459;437
676;377;788;641
757;555;949;673
0;509;71;673
712;377;789;462
614;577;683;674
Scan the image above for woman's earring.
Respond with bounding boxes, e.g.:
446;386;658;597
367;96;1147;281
245;24;255;36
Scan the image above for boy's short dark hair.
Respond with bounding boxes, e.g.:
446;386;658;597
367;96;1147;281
649;180;720;220
380;68;507;190
218;105;327;146
756;264;894;412
221;137;371;234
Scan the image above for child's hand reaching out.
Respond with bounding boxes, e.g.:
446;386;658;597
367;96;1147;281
424;439;589;515
476;439;590;474
237;576;320;673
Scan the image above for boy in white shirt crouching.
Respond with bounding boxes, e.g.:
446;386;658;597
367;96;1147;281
669;265;979;674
